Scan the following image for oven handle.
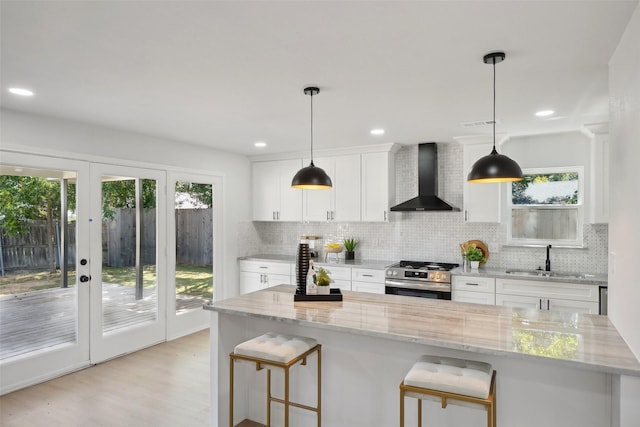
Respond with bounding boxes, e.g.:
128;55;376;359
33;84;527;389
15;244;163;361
385;279;411;287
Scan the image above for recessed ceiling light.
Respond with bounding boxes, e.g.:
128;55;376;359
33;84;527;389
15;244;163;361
254;141;267;148
8;87;34;96
370;129;385;135
535;110;554;117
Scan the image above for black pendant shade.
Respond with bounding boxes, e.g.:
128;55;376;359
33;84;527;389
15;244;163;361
467;147;524;183
467;52;523;183
292;86;333;190
291;161;333;189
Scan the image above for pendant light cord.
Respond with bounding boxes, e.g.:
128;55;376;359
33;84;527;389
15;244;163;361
492;56;497;152
310;91;315;165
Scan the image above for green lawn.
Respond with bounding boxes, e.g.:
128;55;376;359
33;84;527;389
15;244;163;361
0;264;213;298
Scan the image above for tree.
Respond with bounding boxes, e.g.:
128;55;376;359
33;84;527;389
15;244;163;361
0;176;63;273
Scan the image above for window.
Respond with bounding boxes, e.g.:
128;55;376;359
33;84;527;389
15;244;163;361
507;167;584;247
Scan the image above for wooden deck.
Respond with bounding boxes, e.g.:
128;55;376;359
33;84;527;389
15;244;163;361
0;284;205;360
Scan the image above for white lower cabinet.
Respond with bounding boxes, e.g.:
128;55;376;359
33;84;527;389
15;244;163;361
239;260;292;295
452;276;496;305
351;268;386;294
495;278;599;314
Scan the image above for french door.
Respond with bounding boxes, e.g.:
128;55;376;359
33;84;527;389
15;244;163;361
0;154;172;391
89;163;166;363
0;152;91;393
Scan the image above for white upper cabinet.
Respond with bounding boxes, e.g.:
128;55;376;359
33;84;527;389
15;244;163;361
252;159;303;221
361;151;395;222
461;141;502;223
303;154;361;222
585;123;609;224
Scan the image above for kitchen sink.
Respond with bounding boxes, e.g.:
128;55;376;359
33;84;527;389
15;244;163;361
505;270;593;280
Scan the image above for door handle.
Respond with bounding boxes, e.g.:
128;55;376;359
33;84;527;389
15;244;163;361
80;275;91;283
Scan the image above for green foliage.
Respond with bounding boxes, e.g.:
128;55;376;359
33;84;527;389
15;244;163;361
466;247;486;262
0;176;61;236
343;238;358;252
316;267;331;286
101;179;157;220
175;182;213;208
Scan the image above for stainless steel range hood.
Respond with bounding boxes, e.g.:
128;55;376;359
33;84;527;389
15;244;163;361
390;143;460;212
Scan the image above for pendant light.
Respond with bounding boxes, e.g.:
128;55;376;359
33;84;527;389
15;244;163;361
467;52;523;183
291;87;333;189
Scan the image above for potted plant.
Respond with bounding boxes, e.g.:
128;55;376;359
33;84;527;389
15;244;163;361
316;268;332;294
466;247;486;269
343;238;358;261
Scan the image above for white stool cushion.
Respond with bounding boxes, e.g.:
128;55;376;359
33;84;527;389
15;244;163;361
234;332;317;364
404;355;492;399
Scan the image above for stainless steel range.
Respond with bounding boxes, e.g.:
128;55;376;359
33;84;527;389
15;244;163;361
385;261;459;300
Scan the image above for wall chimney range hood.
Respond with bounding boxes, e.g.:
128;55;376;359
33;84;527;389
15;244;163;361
390;143;460;212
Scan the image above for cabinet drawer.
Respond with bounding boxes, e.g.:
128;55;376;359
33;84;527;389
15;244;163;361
319;266;351;281
351;281;385;294
239;260;291;276
495;278;599;302
452;290;495;305
351;268;385;283
452;276;495;292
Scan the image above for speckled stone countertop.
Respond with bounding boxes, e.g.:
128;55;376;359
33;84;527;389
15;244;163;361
452;267;608;286
239;254;607;285
206;284;639;376
238;254;394;270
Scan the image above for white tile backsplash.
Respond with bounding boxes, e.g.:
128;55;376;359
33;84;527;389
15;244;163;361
241;143;608;274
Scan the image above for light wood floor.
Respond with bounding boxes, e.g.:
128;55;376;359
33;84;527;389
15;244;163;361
0;330;210;426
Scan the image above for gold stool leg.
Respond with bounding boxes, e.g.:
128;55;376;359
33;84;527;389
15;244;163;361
317;346;322;427
229;355;234;427
399;387;405;427
267;369;272;427
284;366;290;427
417;398;422;427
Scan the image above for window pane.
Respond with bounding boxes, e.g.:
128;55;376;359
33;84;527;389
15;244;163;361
511;208;579;240
512;172;579;205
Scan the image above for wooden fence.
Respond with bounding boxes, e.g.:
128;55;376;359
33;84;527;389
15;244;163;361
1;208;213;273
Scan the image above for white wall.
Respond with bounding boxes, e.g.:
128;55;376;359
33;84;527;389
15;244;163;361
608;3;640;360
608;5;640;426
0;108;251;300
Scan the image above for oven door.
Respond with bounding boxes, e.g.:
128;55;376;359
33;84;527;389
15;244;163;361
385;280;451;300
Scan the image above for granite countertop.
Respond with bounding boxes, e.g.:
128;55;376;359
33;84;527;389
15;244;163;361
452;267;608;286
239;254;394;270
206;284;640;376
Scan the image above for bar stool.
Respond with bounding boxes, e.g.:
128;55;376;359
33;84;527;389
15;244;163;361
229;332;321;427
400;355;496;427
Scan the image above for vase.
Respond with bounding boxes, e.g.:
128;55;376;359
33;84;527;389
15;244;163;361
296;243;310;295
317;286;330;295
470;260;480;270
345;251;355;261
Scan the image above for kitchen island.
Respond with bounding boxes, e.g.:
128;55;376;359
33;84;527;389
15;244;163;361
206;285;640;427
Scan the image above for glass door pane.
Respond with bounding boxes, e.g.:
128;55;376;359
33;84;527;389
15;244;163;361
174;181;213;314
0;167;78;358
101;177;158;333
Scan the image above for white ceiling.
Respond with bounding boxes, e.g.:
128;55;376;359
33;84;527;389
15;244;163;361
1;1;637;156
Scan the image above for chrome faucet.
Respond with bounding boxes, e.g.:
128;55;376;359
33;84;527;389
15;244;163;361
545;245;552;272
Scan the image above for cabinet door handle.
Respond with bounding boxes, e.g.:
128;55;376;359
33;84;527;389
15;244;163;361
384;211;387;221
272;211;276;220
277;211;280;220
331;211;335;220
539;298;542;309
465;282;479;286
259;266;268;269
362;274;374;277
547;299;550;310
465;210;468;221
326;211;330;221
